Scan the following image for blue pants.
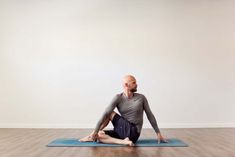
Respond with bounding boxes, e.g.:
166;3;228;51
104;114;140;143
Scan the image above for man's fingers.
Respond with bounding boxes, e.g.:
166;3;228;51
157;138;168;144
162;139;168;143
91;134;97;142
93;136;98;141
158;138;160;144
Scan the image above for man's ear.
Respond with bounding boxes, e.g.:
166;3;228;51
125;83;128;87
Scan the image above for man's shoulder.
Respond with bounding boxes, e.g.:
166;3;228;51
115;92;123;97
112;93;123;100
134;93;146;98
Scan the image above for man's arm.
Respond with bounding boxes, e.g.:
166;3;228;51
143;95;160;133
143;95;168;143
94;94;119;133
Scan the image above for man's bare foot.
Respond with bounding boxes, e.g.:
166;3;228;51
79;135;93;142
123;137;134;146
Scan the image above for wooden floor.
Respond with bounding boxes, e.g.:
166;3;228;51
0;128;234;157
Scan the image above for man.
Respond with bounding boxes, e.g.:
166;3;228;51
79;75;167;146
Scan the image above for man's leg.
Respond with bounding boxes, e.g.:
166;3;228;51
79;112;134;146
97;130;134;146
79;112;117;142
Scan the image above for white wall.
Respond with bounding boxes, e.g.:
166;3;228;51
0;0;235;129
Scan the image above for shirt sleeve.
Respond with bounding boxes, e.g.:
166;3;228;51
94;94;119;133
143;95;160;133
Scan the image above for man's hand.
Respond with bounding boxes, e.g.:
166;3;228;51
90;132;98;142
157;132;168;144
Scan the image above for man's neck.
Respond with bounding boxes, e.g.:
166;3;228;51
123;90;134;99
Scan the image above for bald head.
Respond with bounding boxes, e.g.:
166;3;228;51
122;75;136;84
122;75;138;93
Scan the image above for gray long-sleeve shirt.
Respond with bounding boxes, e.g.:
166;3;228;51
94;93;160;134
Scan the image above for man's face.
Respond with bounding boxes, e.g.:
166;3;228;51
128;78;138;93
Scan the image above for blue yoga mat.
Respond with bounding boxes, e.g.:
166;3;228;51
47;138;188;147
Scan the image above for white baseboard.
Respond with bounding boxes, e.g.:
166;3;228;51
143;123;235;128
0;123;93;128
0;123;235;128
